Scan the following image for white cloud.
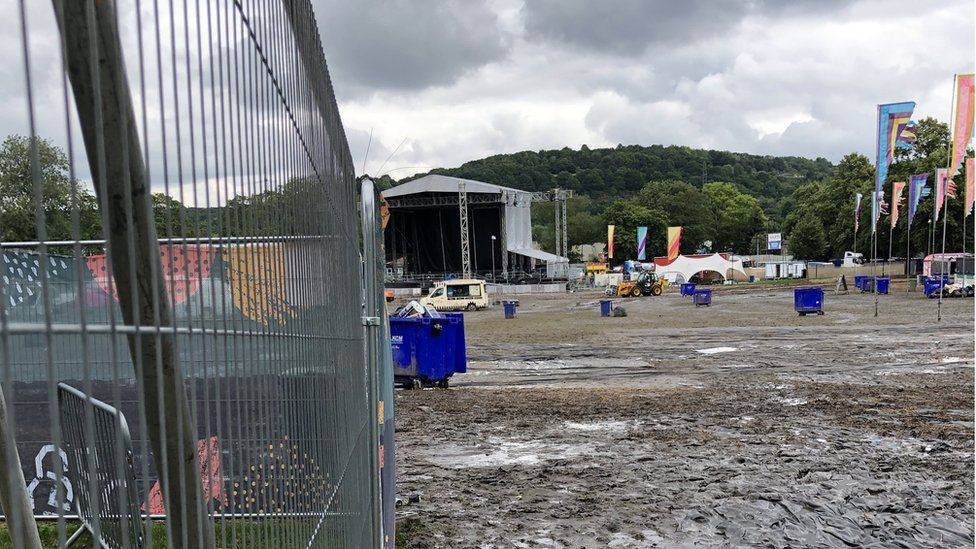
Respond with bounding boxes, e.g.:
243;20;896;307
0;0;971;200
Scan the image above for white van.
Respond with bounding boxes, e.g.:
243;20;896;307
420;279;489;311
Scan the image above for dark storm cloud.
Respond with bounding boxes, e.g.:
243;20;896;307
520;0;858;56
311;0;512;97
521;0;748;55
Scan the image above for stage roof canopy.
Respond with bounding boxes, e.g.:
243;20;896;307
382;174;526;198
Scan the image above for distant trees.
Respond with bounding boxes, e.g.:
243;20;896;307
788;213;828;261
782;117;967;260
403;143;832;260
0;135;101;242
601;201;668;260
702;182;767;253
785;153;874;259
0;134;330;244
414;143;834;208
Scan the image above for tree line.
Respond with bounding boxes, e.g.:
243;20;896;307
4;125;971;263
784;118;971;261
0;135;326;245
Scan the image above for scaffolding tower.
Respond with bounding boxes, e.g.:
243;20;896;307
459;182;471;278
532;189;572;258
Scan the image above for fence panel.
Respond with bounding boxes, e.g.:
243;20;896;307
1;0;382;546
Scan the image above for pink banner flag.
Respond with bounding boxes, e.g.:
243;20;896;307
891;181;905;227
949;74;975;176
966;157;975;217
934;168;948;221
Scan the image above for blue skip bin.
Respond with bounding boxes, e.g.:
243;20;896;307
503;300;518;319
680;283;697;296
390;313;467;388
794;287;824;316
600;299;613;317
693;288;712;307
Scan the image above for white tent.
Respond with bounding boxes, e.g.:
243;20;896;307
510;248;569;279
654;253;747;284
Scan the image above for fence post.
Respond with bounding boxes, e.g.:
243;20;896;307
360;178;385;546
0;387;41;549
52;1;214;546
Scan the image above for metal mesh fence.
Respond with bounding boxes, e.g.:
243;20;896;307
1;0;384;546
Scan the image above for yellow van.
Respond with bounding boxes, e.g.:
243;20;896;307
420;279;489;311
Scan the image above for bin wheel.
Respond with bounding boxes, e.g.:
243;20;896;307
798;312;806;316
817;311;824;316
437;379;449;389
412;379;423;390
466;303;477;311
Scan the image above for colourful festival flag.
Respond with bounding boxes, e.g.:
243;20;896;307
890;182;905;227
666;227;682;262
607;225;615;259
636;226;648;261
854;193;863;232
949;74;975;176
873;102;916;229
896;120;918;148
934;168;948;221
907;173;930;226
966;158;975;217
871;190;886;233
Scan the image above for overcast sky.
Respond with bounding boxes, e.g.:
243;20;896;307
312;0;974;179
1;0;972;204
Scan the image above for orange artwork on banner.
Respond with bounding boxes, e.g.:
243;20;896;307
222;244;296;325
85;245;213;305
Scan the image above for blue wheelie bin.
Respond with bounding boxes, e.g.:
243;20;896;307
693;288;712;307
600;299;613;317
860;276;875;293
853;275;868;290
680;283;696;296
794;287;824;316
923;277;945;298
390;313;467;388
875;276;890;294
503;300;518;319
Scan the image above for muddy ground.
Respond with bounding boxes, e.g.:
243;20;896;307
394;284;974;548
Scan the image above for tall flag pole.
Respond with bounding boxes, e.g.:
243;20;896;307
889;182;905;268
940;74;974;321
607;225;615;261
854;193;863;277
872;102;916;316
636;226;648;261
666;227;682;262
